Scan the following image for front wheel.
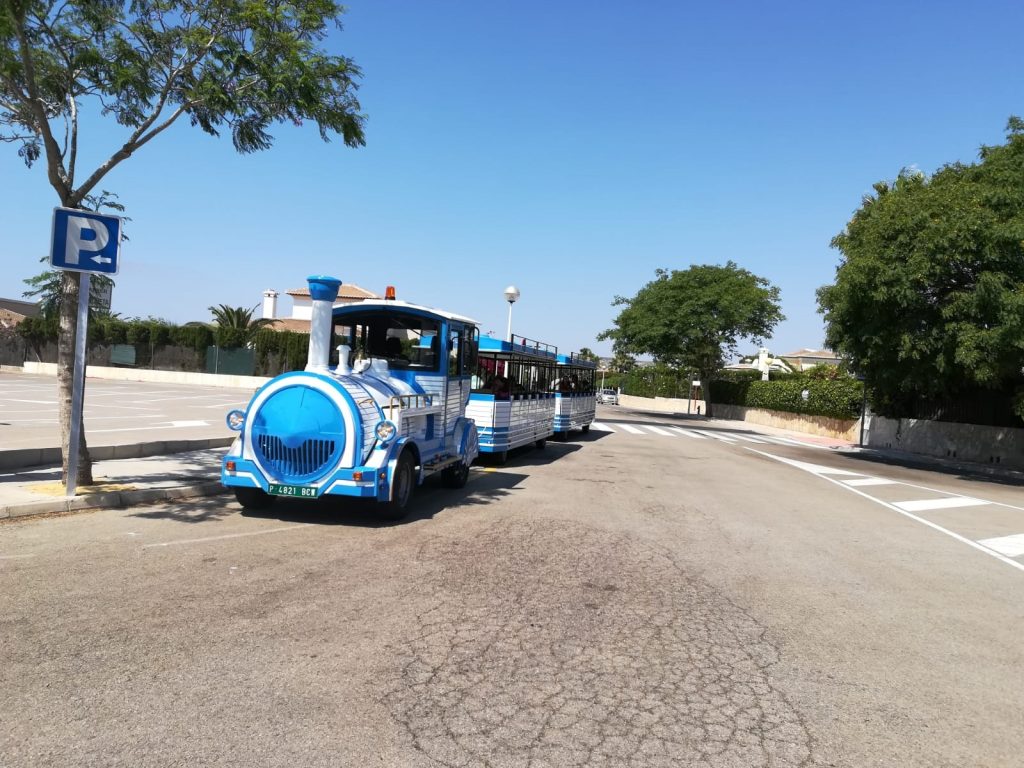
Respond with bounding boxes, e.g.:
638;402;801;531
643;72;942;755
234;486;275;511
381;452;416;521
535;438;546;449
442;460;470;489
581;424;590;433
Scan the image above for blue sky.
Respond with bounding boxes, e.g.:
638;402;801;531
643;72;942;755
2;0;1022;358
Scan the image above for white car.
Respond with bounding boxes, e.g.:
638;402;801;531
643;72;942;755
597;388;619;405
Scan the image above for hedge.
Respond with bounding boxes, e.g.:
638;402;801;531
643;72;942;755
710;374;863;420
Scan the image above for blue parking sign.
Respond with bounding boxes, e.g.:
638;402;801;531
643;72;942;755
50;207;122;275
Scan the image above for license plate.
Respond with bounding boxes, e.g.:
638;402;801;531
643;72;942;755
268;483;317;498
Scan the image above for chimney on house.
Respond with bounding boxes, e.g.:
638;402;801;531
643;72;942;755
262;289;279;320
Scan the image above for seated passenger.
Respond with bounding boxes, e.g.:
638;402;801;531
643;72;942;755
384;337;407;361
492;376;510;400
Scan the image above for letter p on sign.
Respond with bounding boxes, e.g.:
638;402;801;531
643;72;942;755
50;207;122;276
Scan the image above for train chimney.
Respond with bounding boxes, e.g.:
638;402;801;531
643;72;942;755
305;276;342;373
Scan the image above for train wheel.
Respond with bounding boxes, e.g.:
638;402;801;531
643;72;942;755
494;450;508;466
442;460;470;489
556;431;567;442
582;424;590;433
535;438;547;449
234;487;275;511
381;452;415;521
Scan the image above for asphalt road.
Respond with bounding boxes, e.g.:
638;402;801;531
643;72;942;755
2;408;1023;767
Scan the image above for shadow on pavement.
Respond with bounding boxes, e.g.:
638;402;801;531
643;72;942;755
238;467;531;528
130;495;236;524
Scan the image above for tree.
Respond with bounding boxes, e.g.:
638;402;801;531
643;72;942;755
576;347;600;364
610;347;637;373
599;263;784;415
2;0;365;483
207;304;274;347
818;118;1024;419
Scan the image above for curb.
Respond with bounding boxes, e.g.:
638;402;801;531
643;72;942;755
0;437;236;472
0;481;228;522
838;446;1024;483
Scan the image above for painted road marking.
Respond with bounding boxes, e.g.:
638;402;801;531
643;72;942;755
612;423;646;434
143;525;308;549
843;477;898;487
168;420;210;428
668;427;705;439
893;497;990;512
751;450;1024;575
590;422;614;432
977;534;1024;558
729;434;769;444
641;425;675;436
691;429;738;443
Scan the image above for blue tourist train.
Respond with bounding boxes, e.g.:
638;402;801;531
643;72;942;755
553;352;597;439
221;276;480;520
467;335;559;464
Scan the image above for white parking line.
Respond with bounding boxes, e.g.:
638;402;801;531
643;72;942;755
143;525;308;549
843;477;898;487
752;449;1024;574
893;497;990;512
977;534;1024;558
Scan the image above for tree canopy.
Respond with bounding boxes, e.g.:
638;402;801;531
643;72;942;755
599;263;785;402
2;0;366;483
818;118;1024;418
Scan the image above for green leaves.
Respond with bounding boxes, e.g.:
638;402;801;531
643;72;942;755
601;262;785;380
819;118;1024;421
2;0;365;199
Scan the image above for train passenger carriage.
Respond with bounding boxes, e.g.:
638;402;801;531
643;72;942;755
467;334;558;464
553;352;597;439
221;276;480;520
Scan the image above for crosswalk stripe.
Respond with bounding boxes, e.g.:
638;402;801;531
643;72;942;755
611;423;646;434
893;497;989;512
667;427;705;439
691;429;738;443
729;434;768;444
843;477;897;487
590;422;614;432
641;425;675;436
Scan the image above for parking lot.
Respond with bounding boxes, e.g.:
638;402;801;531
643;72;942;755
0;372;251;450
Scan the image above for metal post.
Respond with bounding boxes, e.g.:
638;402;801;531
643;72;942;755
66;273;91;497
859;380;868;447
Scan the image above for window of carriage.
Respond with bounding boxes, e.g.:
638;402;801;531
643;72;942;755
333;312;441;371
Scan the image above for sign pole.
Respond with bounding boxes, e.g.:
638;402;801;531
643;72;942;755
66;272;91;497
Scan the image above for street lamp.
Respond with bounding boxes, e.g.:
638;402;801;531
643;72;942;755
503;285;520;341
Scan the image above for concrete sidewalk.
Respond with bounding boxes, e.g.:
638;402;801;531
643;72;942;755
0;448;229;521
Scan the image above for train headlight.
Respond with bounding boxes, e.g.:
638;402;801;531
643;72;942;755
375;420;397;444
226;409;246;431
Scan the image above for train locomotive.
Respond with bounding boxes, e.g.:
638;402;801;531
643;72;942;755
221;276;480;520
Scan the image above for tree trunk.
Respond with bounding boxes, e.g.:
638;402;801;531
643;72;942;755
58;270;93;485
701;370;713;418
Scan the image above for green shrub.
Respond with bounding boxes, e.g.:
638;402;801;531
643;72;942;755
710;373;863;420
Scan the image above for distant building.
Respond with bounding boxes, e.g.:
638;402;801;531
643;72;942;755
261;283;379;333
0;298;42;330
779;348;841;372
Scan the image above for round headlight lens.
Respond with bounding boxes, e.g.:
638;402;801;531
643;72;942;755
226;409;246;431
375;420;397;443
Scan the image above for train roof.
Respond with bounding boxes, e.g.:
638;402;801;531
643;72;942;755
556;353;598;369
332;299;478;325
479;335;559;361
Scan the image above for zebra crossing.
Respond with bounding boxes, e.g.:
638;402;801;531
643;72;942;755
591;421;829;449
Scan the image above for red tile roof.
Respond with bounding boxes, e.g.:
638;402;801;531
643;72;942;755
286;283;378;300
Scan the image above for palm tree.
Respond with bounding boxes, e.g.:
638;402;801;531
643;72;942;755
207;304;274;346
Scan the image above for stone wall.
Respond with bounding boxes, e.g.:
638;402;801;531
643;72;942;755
618;394;706;415
865;415;1023;471
711;403;860;441
21;361;268;390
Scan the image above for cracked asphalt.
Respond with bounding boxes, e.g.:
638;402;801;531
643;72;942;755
2;408;1023;767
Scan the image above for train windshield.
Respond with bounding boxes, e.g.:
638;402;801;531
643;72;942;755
333;310;441;372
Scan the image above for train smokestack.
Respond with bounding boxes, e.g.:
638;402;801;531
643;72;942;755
305;276;342;372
